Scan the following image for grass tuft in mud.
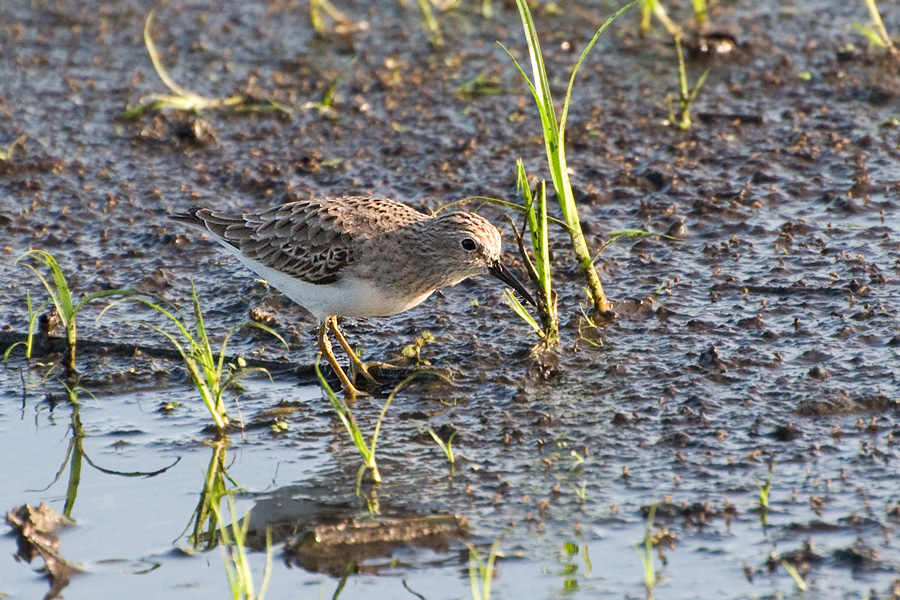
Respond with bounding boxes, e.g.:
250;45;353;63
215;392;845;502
14;249;133;377
112;282;287;432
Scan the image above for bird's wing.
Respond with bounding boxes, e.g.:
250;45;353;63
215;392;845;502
171;197;426;285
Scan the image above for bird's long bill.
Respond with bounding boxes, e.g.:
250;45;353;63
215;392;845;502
489;261;536;306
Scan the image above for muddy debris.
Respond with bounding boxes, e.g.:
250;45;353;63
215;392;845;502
286;513;468;576
6;503;80;600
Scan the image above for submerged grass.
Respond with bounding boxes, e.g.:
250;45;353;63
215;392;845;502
110;282;287;432
634;504;658;599
502;0;637;314
14;249;132;376
468;538;503;600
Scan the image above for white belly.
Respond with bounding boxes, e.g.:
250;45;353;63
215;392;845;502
219;243;434;321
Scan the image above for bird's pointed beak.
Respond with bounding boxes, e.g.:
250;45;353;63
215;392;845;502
489;260;536;306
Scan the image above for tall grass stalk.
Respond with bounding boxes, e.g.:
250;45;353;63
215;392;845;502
468;538;502;600
114;283;286;432
502;0;636;314
667;35;710;130
214;496;273;600
316;364;428;484
16;249;132;375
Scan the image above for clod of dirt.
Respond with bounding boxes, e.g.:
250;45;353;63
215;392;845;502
6;503;80;600
286;513;467;575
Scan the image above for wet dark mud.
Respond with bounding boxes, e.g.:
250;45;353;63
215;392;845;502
2;0;900;598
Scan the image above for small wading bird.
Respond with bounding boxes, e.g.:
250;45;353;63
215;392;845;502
170;197;535;396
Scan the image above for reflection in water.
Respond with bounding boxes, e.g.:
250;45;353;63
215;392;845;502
35;382;179;519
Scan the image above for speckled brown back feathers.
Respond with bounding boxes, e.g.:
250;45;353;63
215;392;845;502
169;197;429;285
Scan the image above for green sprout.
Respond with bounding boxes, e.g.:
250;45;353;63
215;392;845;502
754;466;774;527
415;0;443;47
14;249;132;375
424;425;458;466
317;365;435;485
666;35;711;130
851;0;898;56
633;504;658;598
114;282;287;432
502;0;636;314
402;330;435;366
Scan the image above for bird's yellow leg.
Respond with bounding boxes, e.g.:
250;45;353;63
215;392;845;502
328;316;378;383
318;318;361;397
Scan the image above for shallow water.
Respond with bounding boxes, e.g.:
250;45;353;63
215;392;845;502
2;0;900;598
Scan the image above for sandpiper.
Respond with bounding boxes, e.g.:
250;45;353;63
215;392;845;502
169;196;534;396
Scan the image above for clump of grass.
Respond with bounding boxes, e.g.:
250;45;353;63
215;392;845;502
0;134;26;161
213;495;273;600
114;282;287;432
468;538;503;600
666;35;711;130
316;364;430;485
14;249;133;376
851;0;898;56
402;330;434;366
502;0;636;314
504;160;559;347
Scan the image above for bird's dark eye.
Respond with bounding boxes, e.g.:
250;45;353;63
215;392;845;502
461;238;477;251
